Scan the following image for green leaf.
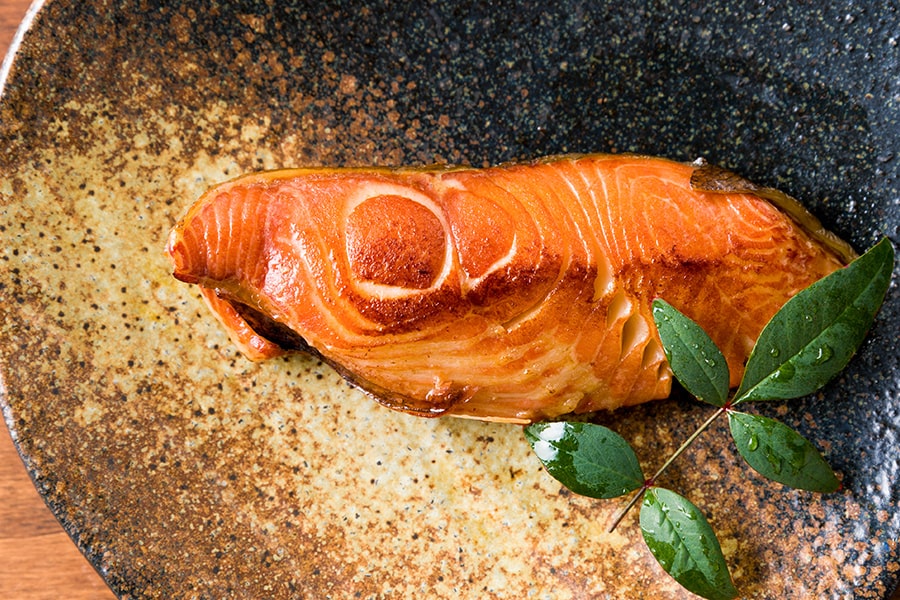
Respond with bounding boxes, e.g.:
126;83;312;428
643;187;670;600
735;237;895;403
652;299;730;407
524;422;644;499
728;411;839;492
640;487;738;600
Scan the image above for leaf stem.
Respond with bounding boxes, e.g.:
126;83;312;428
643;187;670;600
648;406;726;485
607;484;646;532
607;406;727;532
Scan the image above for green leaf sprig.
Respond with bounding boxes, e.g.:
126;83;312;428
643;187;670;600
525;238;894;599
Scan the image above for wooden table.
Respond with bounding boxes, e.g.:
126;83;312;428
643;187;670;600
0;2;117;598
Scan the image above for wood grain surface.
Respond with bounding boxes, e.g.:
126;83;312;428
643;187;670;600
1;3;116;598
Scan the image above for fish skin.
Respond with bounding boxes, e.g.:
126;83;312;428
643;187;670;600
167;154;847;424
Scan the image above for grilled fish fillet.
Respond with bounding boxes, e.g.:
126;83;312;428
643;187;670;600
166;154;850;423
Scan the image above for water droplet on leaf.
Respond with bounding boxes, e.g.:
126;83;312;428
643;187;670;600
814;345;834;365
747;435;759;451
772;362;796;382
769;348;780;358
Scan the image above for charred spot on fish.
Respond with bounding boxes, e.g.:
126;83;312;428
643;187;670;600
690;161;856;264
348;283;465;332
463;258;559;313
222;295;312;353
345;194;446;289
690;163;760;194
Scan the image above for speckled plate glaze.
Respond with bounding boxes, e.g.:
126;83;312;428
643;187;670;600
1;1;899;598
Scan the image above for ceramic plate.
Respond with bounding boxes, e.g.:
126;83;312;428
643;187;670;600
2;1;898;598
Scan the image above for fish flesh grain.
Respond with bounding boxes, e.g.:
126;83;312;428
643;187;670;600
167;154;852;424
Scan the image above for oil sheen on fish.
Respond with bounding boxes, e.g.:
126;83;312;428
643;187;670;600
166;154;850;424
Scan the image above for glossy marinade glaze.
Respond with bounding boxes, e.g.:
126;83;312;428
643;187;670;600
167;154;847;423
